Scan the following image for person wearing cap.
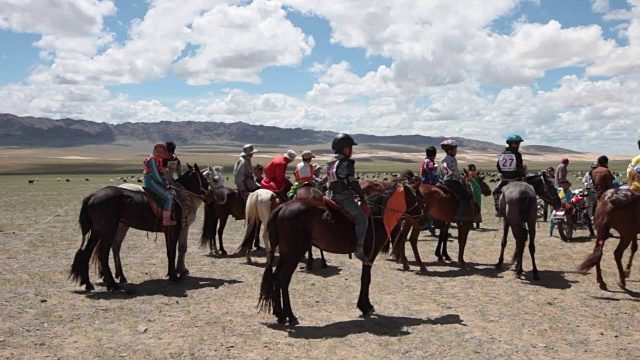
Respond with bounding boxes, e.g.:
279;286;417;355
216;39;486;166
261;150;296;194
233;144;261;198
287;150;316;198
549;179;573;236
591;155;615;200
554;157;569;188
493;134;526;217
627;139;640;190
163;141;182;184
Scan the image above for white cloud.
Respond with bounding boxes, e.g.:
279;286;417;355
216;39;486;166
591;0;610;14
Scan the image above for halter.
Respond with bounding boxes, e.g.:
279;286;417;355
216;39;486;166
171;169;208;201
204;169;226;192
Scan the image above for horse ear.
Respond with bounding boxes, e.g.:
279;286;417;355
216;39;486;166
194;163;201;173
187;163;193;170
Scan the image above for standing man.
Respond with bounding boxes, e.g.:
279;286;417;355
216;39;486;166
233;144;261;200
261;150;296;194
592;155;615;200
164;141;182;184
554;157;569;188
493;134;526;217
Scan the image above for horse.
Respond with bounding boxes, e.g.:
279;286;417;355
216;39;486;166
577;188;640;289
258;183;424;325
108;165;226;284
293;185;328;270
495;173;561;280
200;187;246;256
28;179;35;185
390;170;492;272
69;164;211;292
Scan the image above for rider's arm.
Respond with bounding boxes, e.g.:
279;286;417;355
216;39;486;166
345;161;366;201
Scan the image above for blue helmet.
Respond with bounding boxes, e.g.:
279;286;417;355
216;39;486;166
506;134;524;143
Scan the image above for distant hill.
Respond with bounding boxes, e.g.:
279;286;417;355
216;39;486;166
0;113;582;154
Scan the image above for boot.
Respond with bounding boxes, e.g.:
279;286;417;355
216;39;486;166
454;200;471;222
493;191;501;217
162;210;176;226
354;238;372;265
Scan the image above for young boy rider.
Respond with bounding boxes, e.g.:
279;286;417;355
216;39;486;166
493;134;526;217
440;139;472;221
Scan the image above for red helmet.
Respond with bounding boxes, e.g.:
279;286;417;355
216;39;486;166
561;157;569;163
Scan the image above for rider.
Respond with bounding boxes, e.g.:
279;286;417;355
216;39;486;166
421;146;440;185
628;139;640;190
144;142;175;226
164;141;182;184
493;134;526;217
631;164;640;192
287;150;315;198
440;139;472;221
326;133;370;265
261;150;296;194
234;144;261;201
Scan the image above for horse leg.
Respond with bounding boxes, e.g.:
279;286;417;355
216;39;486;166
442;223;452;262
409;222;426;273
457;222;471;269
594;242;607;290
528;223;539;281
98;230;119;292
209;217;219;255
496;221;509;269
165;230;179;282
320;249;328;269
278;259;299;326
357;263;375;316
75;232;101;291
217;216;228;256
434;232;443;262
263;222;271;263
254;222;262;250
513;226;526;279
306;246;314;271
624;237;638;279
614;235;633;289
176;227;189;277
112;224;129;284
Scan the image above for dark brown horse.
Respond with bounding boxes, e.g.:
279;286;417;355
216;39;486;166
200;187;246;256
577;188;640;289
258;183;424;325
69;165;210;292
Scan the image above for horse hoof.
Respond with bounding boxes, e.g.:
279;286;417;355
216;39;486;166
444;256;452;262
533;274;540;281
108;284;120;293
288;317;299;326
364;307;376;317
437;257;445;263
419;267;428;274
119;278;128;285
459;263;467;270
618;281;626;290
178;268;190;277
306;262;314;271
85;284;95;292
402;264;410;271
221;250;228;256
495;263;502;270
599;282;608;290
624;270;631;279
321;261;328;269
277;317;287;325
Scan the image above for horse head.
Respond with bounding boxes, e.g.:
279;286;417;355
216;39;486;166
176;163;210;199
203;164;227;204
402;182;425;219
526;171;561;209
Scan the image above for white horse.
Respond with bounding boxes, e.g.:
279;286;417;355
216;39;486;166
110;164;226;283
238;189;281;264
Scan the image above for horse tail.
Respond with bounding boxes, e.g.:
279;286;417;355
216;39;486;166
577;200;612;275
78;195;92;249
258;206;282;313
69;232;100;285
200;202;216;249
89;238;103;277
239;193;260;254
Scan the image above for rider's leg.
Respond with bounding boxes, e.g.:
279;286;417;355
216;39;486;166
446;180;471;221
335;193;371;265
148;180;175;226
493;180;505;217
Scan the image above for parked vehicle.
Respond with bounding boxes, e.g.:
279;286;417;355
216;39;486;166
551;188;595;241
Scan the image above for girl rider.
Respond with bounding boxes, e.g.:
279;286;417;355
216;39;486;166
440;139;472;221
144;142;175;226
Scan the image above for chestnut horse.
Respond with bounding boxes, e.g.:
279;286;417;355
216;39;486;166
577;188;640;290
258;183;424;325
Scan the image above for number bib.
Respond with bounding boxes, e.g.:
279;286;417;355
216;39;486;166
498;153;517;171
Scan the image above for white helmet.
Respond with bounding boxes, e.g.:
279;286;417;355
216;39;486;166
440;139;458;150
633;164;640;175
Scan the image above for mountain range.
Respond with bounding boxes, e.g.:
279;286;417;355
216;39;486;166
0;113;581;154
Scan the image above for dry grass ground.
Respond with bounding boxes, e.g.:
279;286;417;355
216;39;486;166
0;174;639;359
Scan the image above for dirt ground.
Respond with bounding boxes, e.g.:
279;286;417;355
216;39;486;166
0;174;639;359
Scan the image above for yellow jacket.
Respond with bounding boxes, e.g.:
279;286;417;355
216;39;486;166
628;154;640;188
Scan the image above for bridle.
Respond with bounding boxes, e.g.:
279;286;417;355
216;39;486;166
530;173;556;205
171;169;208;201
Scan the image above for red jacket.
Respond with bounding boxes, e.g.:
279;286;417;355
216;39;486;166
261;155;291;191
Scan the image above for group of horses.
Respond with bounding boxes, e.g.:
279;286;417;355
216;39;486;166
69;163;640;326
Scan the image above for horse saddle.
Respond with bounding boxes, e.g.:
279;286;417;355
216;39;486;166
435;184;460;199
143;188;174;220
322;196;370;223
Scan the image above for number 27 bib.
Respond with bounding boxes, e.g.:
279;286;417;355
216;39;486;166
498;153;517;171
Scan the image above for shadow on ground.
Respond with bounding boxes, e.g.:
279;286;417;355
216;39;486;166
522;270;578;290
265;313;465;339
82;276;243;299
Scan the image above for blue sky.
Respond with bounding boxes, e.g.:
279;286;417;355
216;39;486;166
0;0;639;154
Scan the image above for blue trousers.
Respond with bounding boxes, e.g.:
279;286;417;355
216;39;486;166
331;191;368;241
144;176;173;211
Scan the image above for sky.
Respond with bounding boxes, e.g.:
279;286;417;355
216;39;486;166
0;0;639;154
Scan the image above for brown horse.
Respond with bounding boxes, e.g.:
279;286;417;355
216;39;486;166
200;187;246;256
258;183;424;325
391;170;492;272
577;188;640;290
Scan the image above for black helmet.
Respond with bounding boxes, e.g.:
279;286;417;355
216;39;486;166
331;133;358;153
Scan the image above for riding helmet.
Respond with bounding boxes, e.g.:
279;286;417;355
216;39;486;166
440;139;458;151
505;134;524;143
331;133;358;153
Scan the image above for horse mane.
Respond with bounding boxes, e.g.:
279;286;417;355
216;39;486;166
602;188;640;207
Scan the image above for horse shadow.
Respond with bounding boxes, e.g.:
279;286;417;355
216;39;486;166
591;288;640;302
417;262;506;279
561;235;594;243
300;263;342;278
264;313;465;339
83;276;243;299
521;270;577;290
